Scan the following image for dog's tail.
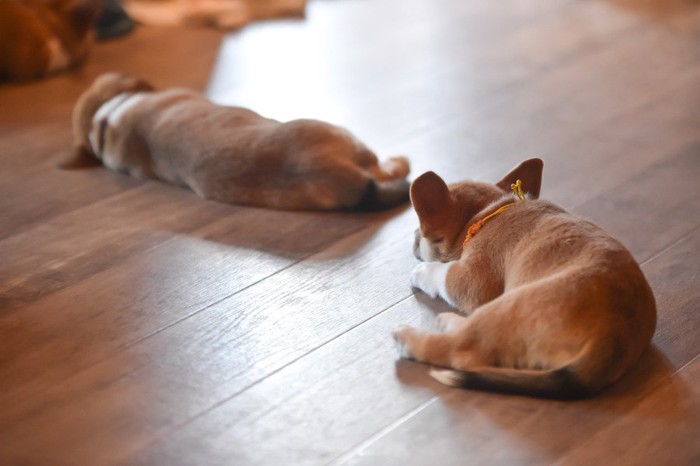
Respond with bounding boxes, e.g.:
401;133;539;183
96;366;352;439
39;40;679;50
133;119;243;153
429;366;595;400
429;338;621;400
356;156;411;211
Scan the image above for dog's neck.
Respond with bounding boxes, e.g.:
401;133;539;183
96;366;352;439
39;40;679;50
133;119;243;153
463;201;517;246
462;180;529;247
89;92;146;158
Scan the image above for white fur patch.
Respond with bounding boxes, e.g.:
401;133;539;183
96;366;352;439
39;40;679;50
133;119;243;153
410;261;455;307
418;236;435;262
89;93;146;161
429;368;463;386
107;93;146;126
46;38;69;72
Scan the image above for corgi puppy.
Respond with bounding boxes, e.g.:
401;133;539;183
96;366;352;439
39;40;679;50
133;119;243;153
0;0;100;81
62;72;410;211
394;159;657;398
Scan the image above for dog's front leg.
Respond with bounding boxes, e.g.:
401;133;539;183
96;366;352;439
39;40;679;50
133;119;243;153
410;261;456;307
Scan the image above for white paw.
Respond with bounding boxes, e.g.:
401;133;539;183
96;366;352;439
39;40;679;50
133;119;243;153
410;262;439;298
392;325;415;359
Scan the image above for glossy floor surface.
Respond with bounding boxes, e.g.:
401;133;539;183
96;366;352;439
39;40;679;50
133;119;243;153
1;0;699;464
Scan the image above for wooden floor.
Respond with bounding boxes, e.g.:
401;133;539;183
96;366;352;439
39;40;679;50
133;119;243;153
2;0;700;464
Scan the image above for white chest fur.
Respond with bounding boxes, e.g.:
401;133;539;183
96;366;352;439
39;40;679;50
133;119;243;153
89;92;146;168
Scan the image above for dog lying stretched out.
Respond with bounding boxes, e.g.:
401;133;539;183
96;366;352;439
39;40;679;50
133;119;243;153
63;72;410;211
394;159;656;398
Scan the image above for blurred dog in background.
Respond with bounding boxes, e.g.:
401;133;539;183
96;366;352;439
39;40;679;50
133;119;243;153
0;0;101;81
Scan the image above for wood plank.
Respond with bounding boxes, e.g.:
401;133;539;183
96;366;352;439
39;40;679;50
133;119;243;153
395;65;700;210
0;201;376;405
0;183;231;310
388;20;700;206
127;297;453;466
0;209;416;465
208;0;577;123
637;228;700;368
0;165;140;241
556;353;700;465
572;141;700;262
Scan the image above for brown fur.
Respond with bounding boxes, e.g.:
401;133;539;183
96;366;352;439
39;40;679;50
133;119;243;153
394;158;657;398
0;0;100;81
62;72;411;211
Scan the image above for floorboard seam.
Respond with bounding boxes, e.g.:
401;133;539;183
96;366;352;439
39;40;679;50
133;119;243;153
639;224;700;267
123;292;417;459
327;395;442;465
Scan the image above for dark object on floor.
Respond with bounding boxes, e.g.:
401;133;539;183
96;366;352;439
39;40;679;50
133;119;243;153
96;0;134;40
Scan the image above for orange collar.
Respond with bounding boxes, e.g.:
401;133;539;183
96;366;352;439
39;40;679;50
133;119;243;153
462;202;516;247
462;179;526;247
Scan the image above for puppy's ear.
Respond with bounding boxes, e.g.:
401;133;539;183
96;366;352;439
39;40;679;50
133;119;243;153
410;171;453;228
58;145;100;169
496;158;544;199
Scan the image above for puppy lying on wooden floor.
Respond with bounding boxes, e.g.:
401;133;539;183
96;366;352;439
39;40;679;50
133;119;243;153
394;159;657;398
63;72;410;211
0;0;100;81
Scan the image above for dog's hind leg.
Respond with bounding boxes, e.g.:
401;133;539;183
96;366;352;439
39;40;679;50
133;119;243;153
393;323;489;371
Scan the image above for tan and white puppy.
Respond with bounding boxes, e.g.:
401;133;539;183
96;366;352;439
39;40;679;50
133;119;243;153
394;159;657;399
63;72;411;211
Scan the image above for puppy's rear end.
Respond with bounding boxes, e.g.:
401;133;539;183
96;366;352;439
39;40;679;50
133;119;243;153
356;156;411;211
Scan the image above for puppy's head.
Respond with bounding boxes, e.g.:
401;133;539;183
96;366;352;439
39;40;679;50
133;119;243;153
61;72;153;169
411;158;544;262
51;0;102;59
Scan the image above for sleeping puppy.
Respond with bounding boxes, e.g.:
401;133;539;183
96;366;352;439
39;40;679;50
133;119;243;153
0;0;100;81
63;72;411;211
394;159;657;398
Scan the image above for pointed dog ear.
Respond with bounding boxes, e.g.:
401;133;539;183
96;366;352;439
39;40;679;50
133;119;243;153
410;171;453;228
496;158;544;199
58;145;101;170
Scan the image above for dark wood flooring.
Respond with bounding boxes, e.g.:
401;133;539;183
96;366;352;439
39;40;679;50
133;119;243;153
1;0;699;464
